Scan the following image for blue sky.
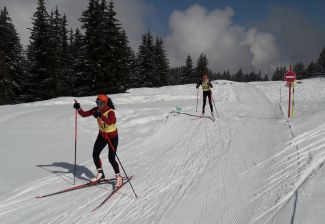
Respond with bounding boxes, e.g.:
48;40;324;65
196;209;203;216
1;0;325;74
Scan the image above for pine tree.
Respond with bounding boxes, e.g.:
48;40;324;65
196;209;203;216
248;71;257;82
80;0;103;94
97;0;116;93
113;29;133;92
222;70;231;80
182;54;194;84
49;7;70;95
196;53;208;81
234;69;244;82
128;50;138;88
137;31;155;87
101;0;132;93
305;61;318;78
257;70;262;81
168;66;183;84
272;66;287;81
69;28;89;96
26;0;56;101
80;0;132;94
214;72;222;80
293;62;305;79
317;46;325;74
272;67;280;81
153;37;169;87
58;14;71;95
0;7;25;104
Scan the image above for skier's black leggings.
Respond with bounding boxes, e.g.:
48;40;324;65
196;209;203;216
93;133;120;174
203;90;213;112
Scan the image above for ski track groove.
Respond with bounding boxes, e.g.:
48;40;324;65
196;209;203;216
112;116;205;224
196;119;216;223
198;120;216;224
156;119;210;223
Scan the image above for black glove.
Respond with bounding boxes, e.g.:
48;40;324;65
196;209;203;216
73;102;80;110
93;110;102;118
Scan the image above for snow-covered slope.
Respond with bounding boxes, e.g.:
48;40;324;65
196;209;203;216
0;78;325;224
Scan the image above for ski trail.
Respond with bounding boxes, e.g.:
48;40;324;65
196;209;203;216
96;82;293;224
0;81;308;224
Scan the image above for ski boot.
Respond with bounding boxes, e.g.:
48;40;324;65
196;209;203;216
91;168;105;183
201;107;205;116
211;110;215;120
115;173;123;188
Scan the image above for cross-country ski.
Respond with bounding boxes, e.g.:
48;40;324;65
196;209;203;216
35;177;129;199
91;175;134;212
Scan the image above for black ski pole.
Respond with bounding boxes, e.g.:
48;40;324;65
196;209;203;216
73;99;78;185
196;88;199;112
107;138;138;198
211;95;219;118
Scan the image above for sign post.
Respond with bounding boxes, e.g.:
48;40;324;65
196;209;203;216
284;66;296;118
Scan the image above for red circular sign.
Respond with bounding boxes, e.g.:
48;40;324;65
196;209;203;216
284;71;296;83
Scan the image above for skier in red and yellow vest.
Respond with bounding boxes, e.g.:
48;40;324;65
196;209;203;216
73;94;123;187
196;74;214;116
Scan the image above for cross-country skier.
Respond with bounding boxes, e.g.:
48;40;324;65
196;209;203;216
73;94;123;188
196;74;214;116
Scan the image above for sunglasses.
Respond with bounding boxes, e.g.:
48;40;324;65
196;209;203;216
96;100;105;106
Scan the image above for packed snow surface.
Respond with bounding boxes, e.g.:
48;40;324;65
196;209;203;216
1;78;325;224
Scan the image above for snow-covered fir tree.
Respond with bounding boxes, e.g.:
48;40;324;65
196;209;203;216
49;7;70;96
293;62;306;79
234;69;244;82
80;0;132;94
182;54;194;84
318;46;325;74
136;32;169;87
272;66;287;81
305;61;318;78
136;31;155;87
0;7;25;104
26;0;56;101
153;37;169;87
196;53;209;80
68;28;89;96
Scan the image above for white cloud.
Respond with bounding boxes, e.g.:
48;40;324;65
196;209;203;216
241;29;278;74
164;4;279;74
